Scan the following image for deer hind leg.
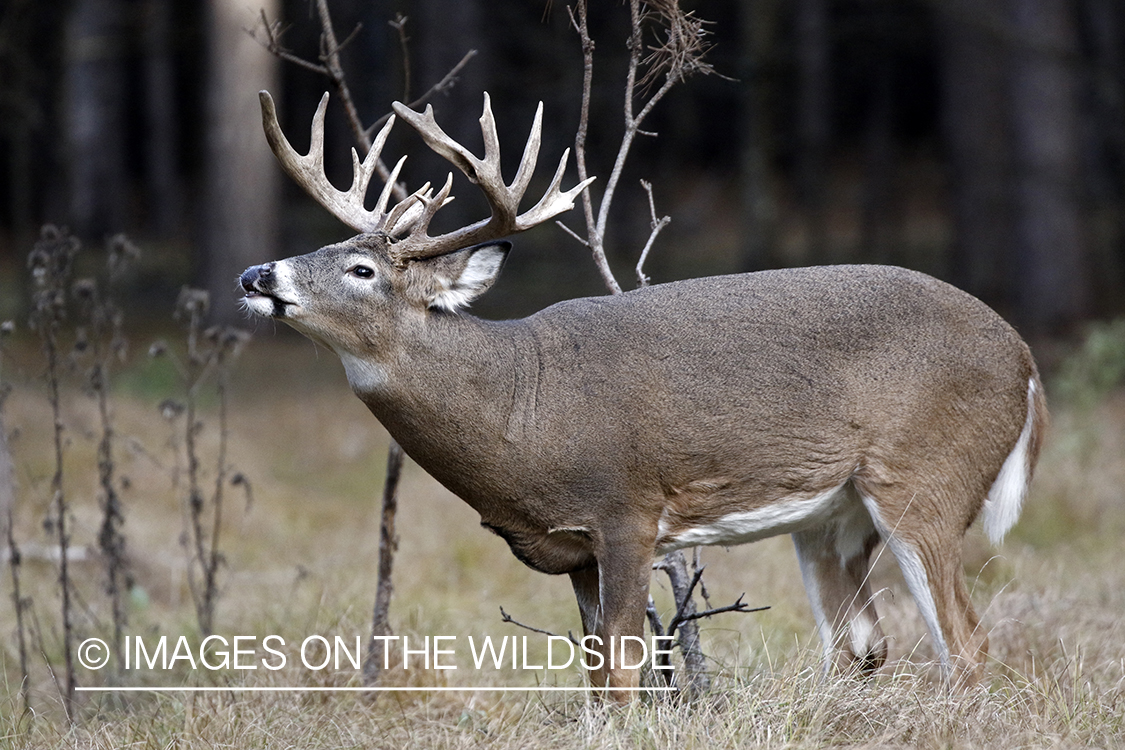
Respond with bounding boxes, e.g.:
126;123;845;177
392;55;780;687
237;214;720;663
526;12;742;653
793;496;887;675
858;490;988;685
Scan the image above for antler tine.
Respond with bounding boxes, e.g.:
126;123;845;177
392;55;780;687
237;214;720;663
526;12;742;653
386;179;433;236
509;102;544;202
259;89;426;236
517;148;597;231
373;155;408;221
477;92;503;188
387;93;595;263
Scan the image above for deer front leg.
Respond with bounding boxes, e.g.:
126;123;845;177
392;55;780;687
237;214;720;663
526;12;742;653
585;530;655;702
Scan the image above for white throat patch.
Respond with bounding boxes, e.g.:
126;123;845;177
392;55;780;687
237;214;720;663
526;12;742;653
338;352;388;394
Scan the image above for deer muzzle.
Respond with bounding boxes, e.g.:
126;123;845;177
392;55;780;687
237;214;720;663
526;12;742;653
240;261;296;319
240;262;275;296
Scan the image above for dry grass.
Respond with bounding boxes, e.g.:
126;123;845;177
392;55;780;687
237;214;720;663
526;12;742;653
2;335;1124;748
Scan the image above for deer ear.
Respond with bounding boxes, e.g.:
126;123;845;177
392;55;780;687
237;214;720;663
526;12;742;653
427;241;511;312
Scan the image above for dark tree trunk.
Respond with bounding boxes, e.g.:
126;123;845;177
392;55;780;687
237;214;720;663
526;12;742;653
738;0;781;272
1008;0;1090;332
1077;0;1125;308
936;1;1014;305
143;0;181;235
794;0;831;262
202;0;280;322
65;0;131;238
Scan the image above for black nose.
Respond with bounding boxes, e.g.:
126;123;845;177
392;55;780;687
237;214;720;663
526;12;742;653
240;262;274;293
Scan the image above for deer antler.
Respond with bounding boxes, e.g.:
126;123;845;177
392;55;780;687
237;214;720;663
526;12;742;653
259;90;438;237
261;90;593;264
387;93;595;265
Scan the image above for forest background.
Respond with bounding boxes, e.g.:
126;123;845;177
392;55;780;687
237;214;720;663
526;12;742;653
1;0;1121;330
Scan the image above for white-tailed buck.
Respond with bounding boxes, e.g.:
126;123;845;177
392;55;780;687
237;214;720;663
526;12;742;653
242;90;1047;699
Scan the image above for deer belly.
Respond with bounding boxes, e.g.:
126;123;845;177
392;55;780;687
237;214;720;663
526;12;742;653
655;481;857;554
480;522;596;575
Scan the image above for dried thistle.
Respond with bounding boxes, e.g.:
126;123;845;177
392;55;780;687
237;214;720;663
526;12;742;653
637;0;718;89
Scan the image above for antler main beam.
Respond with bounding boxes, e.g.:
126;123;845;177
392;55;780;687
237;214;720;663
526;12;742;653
259;89;594;264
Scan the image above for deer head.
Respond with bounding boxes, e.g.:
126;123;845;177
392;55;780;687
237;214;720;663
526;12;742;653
242;92;592;354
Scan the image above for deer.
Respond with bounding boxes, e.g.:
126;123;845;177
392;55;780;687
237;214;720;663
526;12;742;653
240;89;1048;701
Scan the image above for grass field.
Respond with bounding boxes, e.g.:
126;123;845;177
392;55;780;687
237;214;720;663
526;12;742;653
2;331;1124;748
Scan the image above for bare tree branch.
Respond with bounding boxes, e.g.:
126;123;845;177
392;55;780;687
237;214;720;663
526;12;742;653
567;1;621;294
388;14;411;103
555;218;591;248
253;10;328;76
500;606;580;645
636;179;671;287
567;0;717;296
657;561;767;637
363;49;478;140
674;594;769;628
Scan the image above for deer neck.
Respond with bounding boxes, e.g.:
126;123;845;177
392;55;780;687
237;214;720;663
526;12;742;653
342;313;530;507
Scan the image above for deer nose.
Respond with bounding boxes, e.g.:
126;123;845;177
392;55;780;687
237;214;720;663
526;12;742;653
240;262;275;293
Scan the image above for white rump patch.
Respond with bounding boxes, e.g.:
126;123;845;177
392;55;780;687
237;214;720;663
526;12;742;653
983;379;1037;544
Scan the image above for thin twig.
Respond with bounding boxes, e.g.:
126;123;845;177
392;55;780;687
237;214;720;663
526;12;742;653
334;19;363;55
388;14;411;103
674;594;769;631
636;179;671;287
254;10;328;75
363;49;478;138
500;606;580;645
555;219;591;248
656;561;768;638
692;546;711;608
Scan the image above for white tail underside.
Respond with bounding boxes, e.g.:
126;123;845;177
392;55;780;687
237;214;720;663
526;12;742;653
982;379;1038;544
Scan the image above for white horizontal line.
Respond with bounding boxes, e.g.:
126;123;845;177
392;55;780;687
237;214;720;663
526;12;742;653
76;686;675;693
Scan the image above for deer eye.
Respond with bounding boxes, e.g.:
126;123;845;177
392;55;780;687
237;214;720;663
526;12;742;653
349;265;375;279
